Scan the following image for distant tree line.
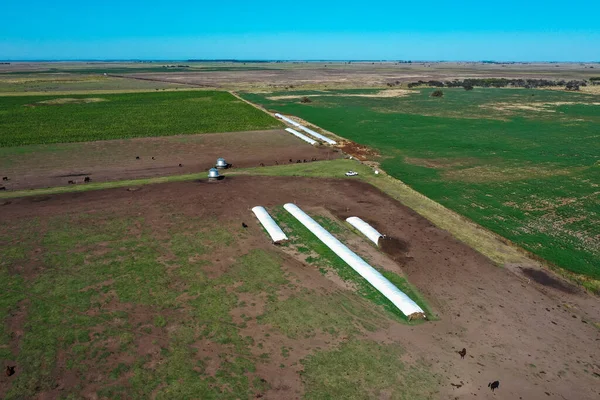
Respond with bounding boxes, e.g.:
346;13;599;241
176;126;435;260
407;78;590;91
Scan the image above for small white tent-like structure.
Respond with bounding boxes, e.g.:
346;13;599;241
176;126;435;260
252;206;288;244
346;217;384;246
283;203;425;319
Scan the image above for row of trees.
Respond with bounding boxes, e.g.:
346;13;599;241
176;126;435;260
408;78;590;91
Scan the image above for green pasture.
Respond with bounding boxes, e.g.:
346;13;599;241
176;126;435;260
242;88;600;279
0;91;282;147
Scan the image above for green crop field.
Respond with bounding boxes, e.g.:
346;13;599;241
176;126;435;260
242;88;600;281
0;91;282;147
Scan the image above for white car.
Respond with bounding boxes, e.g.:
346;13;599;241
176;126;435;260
345;171;359;177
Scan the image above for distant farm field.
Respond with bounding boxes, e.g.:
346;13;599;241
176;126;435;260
242;88;600;281
0;91;282;147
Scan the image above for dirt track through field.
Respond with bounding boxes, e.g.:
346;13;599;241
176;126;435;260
2;176;599;399
0;129;340;191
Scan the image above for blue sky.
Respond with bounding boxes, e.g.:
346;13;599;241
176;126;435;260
1;0;599;61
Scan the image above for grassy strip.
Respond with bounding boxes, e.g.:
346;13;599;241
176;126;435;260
271;205;432;322
0;159;369;199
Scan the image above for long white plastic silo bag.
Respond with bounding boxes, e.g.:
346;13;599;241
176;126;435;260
346;217;384;246
252;206;288;243
284;128;317;145
297;125;337;145
284;203;425;319
275;113;336;145
275;113;301;127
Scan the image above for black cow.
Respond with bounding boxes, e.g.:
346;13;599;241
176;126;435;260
488;381;499;392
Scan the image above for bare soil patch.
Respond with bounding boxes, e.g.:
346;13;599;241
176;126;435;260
379;236;411;264
520;267;580;294
0;129;340;191
337;140;378;161
267;89;415;100
24;97;107;107
480;101;600;113
121;62;599;90
2;176;599;399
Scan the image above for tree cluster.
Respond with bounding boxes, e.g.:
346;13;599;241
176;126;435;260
408;78;589;91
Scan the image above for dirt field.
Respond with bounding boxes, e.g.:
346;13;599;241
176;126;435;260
129;62;599;89
3;62;597;92
2;176;599;399
0;130;340;190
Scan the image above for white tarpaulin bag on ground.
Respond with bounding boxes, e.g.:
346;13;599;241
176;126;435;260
284;128;317;145
346;217;384;246
252;206;288;244
275;113;337;145
296;125;337;145
284;203;425;319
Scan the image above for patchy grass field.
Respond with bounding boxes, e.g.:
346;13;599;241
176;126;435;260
242;88;600;281
0;91;282;147
0;178;438;399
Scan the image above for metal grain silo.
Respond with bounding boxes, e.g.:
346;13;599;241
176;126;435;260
208;168;221;181
216;157;229;169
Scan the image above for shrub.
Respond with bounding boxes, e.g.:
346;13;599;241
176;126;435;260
431;90;444;97
565;81;580;91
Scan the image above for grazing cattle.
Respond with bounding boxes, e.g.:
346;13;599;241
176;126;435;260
152;157;155;160
179;163;183;167
2;177;8;181
275;161;279;165
296;160;301;163
136;156;140;160
303;159;306;163
5;366;15;377
458;348;466;359
289;159;292;163
242;222;248;228
260;163;265;167
312;157;316;161
0;186;5;191
84;177;91;183
68;180;75;184
488;381;500;392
